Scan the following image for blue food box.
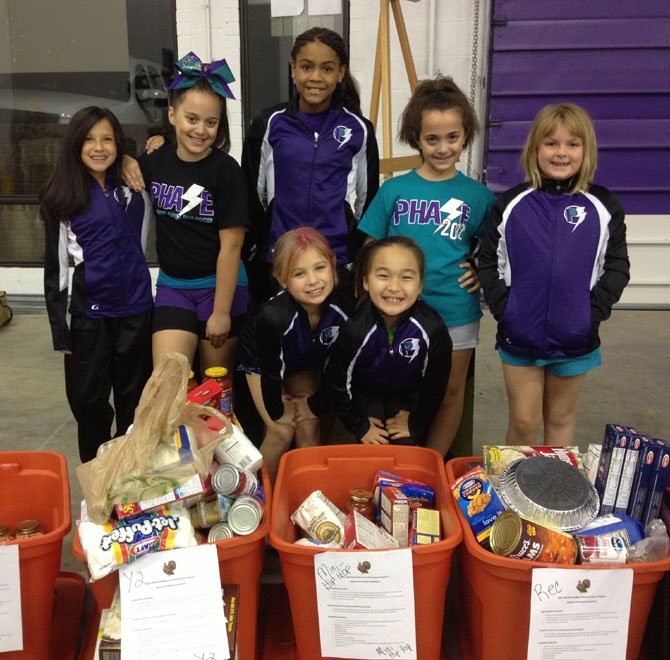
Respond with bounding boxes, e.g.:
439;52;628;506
613;434;648;515
574;513;644;546
641;438;670;530
598;424;639;515
627;438;660;521
450;465;505;548
594;424;636;501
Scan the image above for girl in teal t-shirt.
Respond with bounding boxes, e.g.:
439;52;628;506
358;75;495;457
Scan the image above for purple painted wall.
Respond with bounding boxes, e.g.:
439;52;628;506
485;0;670;214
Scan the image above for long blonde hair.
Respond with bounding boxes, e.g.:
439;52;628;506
521;103;597;193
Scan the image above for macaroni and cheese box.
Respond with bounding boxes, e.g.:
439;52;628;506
450;466;505;548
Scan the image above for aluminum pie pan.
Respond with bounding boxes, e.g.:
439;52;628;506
497;455;599;531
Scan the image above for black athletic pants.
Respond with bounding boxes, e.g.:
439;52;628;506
64;312;152;463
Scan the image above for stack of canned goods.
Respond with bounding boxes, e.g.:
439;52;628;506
189;443;265;543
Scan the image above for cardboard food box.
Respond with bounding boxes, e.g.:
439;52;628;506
187;378;222;410
371;470;433;520
597;424;640;515
627;439;662;521
343;510;399;550
641;438;670;529
222;583;240;658
613;435;649;515
450;465;505;548
114;473;206;520
410;507;441;545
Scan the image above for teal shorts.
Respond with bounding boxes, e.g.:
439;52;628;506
498;347;602;377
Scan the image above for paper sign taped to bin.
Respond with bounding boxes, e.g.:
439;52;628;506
119;544;229;660
0;545;22;652
527;567;633;660
314;548;416;659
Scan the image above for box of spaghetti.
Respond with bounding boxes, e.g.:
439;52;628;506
450;465;505;548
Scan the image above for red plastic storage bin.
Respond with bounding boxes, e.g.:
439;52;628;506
269;444;463;660
72;463;272;660
446;456;670;660
0;451;71;659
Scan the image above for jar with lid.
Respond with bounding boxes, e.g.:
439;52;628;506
347;489;375;522
203;366;233;418
187;370;199;393
15;519;43;538
0;523;13;544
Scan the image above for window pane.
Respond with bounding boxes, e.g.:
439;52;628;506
0;0;175;265
241;1;347;127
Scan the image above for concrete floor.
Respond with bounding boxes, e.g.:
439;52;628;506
0;309;668;657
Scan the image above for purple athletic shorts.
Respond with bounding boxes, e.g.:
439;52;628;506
153;284;249;338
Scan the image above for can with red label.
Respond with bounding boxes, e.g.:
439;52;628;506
212;463;258;498
576;534;628;564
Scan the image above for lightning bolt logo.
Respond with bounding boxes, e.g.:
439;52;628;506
178;184;205;217
564;205;587;232
399;338;421;362
434;198;463;234
333;126;353;149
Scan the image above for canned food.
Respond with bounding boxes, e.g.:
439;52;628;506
207;522;235;542
490;511;577;564
15;519;43;538
189;494;234;529
576;534;628;564
212;463;258;498
227;495;264;536
0;523;12;544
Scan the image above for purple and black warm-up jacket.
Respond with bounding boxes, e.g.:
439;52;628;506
478;179;630;360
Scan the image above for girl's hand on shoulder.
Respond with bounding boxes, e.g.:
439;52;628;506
458;261;481;293
121;155;145;192
145;134;166;154
360;417;389;445
59;348;72;355
386;410;410;440
206;312;231;348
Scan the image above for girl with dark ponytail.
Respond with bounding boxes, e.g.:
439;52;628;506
242;27;379;302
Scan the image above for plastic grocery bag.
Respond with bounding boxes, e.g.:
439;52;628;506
76;352;228;524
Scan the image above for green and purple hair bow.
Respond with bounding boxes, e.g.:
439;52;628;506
168;51;236;100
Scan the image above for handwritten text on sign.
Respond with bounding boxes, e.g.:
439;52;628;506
315;548;416;660
120;544;230;660
527;568;633;660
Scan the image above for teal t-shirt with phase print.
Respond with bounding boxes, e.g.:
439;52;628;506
359;169;495;327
